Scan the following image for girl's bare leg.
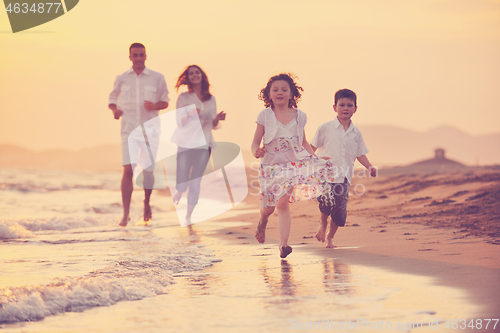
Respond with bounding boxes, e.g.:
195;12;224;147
276;194;291;249
256;206;275;243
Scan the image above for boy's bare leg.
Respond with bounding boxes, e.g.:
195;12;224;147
325;222;339;248
120;165;134;227
315;212;329;242
256;206;275;243
143;171;154;222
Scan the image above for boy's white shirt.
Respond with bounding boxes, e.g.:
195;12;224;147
311;117;369;184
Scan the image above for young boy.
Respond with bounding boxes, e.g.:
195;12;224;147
311;89;376;248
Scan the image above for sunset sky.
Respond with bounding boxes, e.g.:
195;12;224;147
1;0;499;153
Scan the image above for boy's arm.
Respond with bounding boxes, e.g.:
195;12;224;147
252;124;266;158
357;155;377;177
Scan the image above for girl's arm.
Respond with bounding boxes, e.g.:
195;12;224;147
252;124;266;158
302;130;318;157
357;155;377;177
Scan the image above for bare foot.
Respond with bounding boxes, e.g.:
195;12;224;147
255;219;267;243
315;224;326;242
325;238;336;248
119;215;130;227
144;201;152;222
280;245;293;258
172;190;182;205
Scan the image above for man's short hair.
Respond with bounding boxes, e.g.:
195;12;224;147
129;43;146;54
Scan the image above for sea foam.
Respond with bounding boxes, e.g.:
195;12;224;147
0;240;215;324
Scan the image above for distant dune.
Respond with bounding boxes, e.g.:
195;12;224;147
356;125;500;167
0;125;499;171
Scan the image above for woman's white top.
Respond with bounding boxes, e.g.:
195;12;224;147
171;92;219;149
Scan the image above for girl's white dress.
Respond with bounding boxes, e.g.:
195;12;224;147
257;108;335;208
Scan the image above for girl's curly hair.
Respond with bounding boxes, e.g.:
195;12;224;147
175;65;212;102
258;73;303;109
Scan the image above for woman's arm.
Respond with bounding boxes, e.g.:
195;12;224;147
213;111;226;127
176;94;192;127
252;124;266;158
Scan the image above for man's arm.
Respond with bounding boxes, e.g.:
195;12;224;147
108;103;123;120
144;74;170;111
144;101;168;111
108;75;123;119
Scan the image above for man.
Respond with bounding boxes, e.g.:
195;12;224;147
108;43;169;226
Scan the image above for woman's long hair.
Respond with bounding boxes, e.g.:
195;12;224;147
175;65;212;102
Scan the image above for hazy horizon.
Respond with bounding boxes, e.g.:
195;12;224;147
2;123;499;169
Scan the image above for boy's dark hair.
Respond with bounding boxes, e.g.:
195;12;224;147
334;89;357;107
259;73;303;109
129;42;146;54
175;65;212;102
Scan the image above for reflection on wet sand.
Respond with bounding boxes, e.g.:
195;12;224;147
138;223;479;332
260;260;297;299
186;224;200;243
323;258;352;295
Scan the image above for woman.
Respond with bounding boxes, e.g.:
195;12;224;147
171;65;226;224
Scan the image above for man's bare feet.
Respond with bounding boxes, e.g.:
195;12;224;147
172;190;182;205
144;200;152;222
315;224;326;242
325;238;336;248
280;245;293;258
255;219;267;243
119;215;130;227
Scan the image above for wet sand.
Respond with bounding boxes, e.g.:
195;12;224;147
213;167;500;328
6;220;493;333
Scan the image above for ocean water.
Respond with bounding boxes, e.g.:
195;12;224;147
0;168;480;332
0;168;216;325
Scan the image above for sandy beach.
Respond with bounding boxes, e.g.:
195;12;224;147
211;165;500;325
1;165;499;332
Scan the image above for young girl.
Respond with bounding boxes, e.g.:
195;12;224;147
251;73;334;258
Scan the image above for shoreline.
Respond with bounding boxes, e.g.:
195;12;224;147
207;206;500;327
203;166;500;324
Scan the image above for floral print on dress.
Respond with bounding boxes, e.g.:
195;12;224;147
259;134;335;208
